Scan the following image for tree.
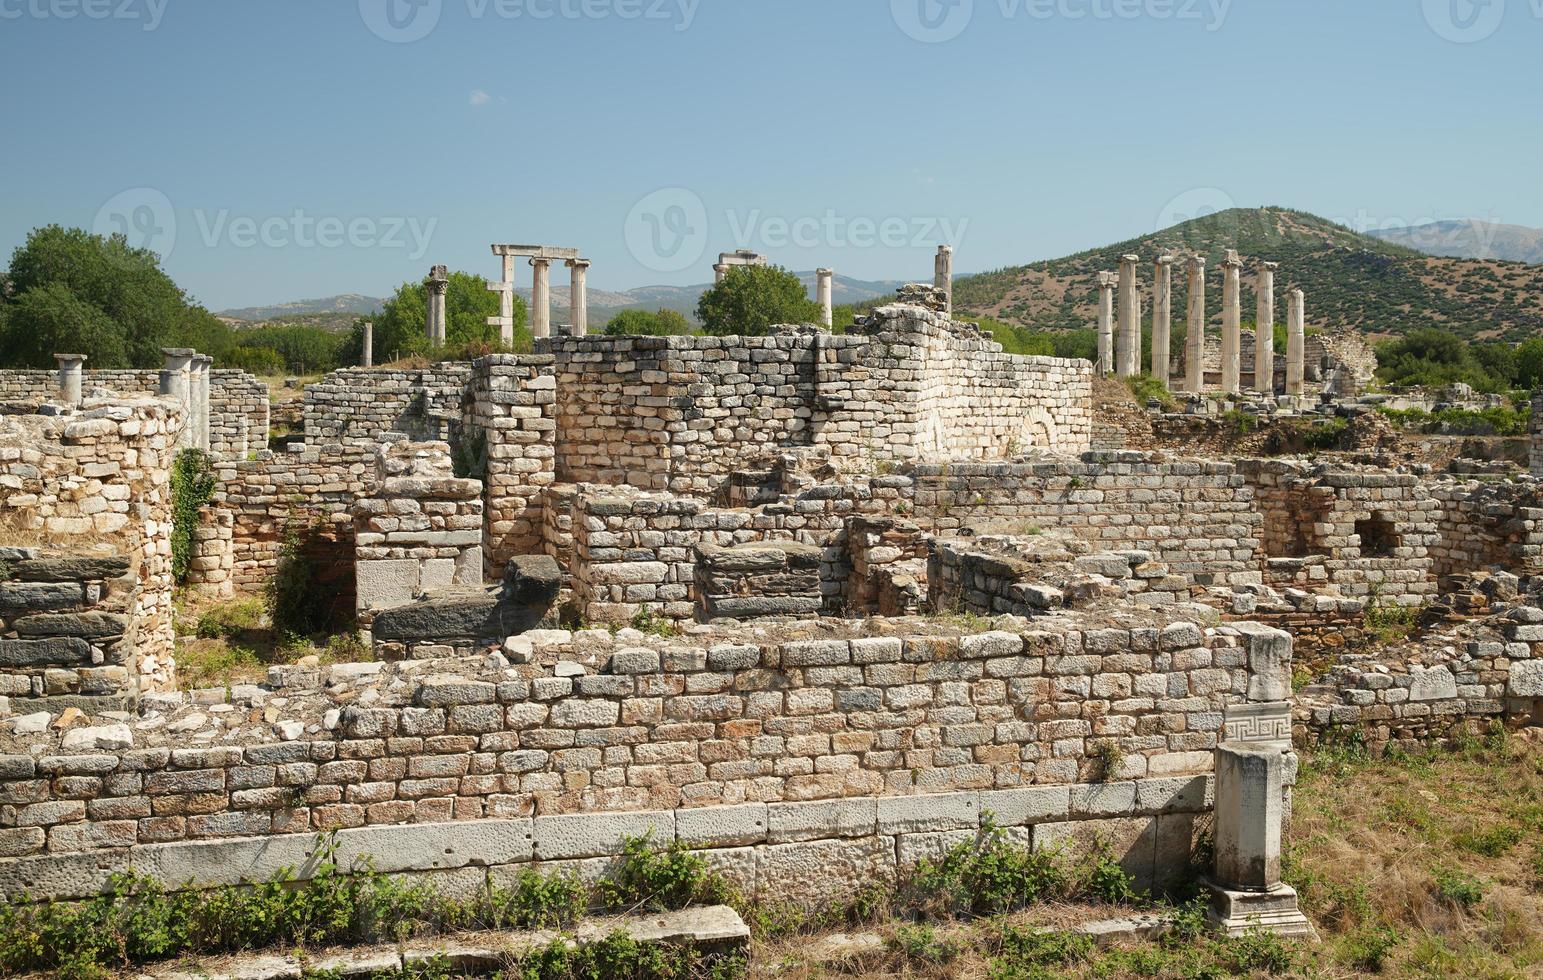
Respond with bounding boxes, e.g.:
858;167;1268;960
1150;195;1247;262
2;281;127;368
2;225;233;368
1515;338;1543;389
348;270;525;365
695;265;822;337
603;308;691;337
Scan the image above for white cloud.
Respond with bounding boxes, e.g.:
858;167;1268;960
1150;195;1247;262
469;89;493;106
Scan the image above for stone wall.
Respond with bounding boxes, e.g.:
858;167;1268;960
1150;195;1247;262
908;454;1264;588
465;356;558;570
0;616;1290;900
302;367;473;445
1238;461;1438;606
1295;606;1543;754
0;550;138;714
1428;479;1543;582
0;369;268;459
0;398;180;688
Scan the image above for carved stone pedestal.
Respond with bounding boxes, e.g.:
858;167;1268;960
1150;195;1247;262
1202;879;1317;940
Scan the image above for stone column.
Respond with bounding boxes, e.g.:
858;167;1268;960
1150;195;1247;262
426;265;449;346
159;348;196;449
934;246;954;316
1220;250;1243;395
530;258;552;340
193;355;213;451
567;258;591;337
362;321;374;368
1205;741;1316;938
1184;256;1207;393
1286;288;1306;398
54;353;87;408
1151;253;1174;386
816;268;834;328
1255;261;1279;394
487;254;516;345
1117;254;1140;378
713;262;727;284
1096;272;1116;377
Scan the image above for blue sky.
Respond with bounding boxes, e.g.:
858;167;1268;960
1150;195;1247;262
1;0;1539;311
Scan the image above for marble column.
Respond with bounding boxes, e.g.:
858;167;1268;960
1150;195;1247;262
1096;272;1116;377
530;258;552;340
194;355;213;451
567;258;591;337
1286;288;1306;398
1255;261;1279;394
362;321;374;368
54;353;87;408
487;254;516;345
1205;742;1316;938
1152;253;1174;386
816;268;834;328
426;266;449;346
159;348;195;450
1184;256;1207;393
1220;250;1243;395
1117;254;1140;378
934;245;954;315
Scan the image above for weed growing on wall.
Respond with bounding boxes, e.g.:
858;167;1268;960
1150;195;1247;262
267;520;324;637
170;448;216;582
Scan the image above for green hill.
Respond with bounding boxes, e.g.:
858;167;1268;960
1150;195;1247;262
954;207;1543;342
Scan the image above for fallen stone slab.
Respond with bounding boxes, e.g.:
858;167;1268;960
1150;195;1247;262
131;906;749;979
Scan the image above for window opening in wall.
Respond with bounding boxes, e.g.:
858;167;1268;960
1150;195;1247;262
1355;512;1399;558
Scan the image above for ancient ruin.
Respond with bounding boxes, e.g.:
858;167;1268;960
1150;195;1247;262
1;242;1540;953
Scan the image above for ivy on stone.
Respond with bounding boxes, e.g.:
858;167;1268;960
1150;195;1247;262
170;449;216;583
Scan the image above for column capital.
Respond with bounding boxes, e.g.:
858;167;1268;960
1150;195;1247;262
1098;271;1116;288
1258;260;1280;273
565;257;591;270
1156;254;1176;268
529;256;552;269
936;244;953;256
1222;249;1243;269
1188;255;1207;270
1120;253;1140;264
53;353;88;366
816;267;834;277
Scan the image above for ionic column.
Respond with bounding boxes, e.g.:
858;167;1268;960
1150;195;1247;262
1286;288;1306;397
567;258;591;337
362;321;374;368
487;254;516;345
54;353;87;408
1184;256;1207;393
426;266;449;346
159;347;195;449
193;355;213;451
1096;272;1116;377
934;245;954;315
713;263;727;284
1220;250;1243;395
1117;254;1140;378
1152;253;1174;386
1255;261;1279;394
530;258;552;340
816;268;834;328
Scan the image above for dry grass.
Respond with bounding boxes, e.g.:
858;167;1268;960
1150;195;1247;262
172;589;369;689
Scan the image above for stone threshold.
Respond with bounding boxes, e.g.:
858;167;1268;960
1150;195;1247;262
121;905;748;979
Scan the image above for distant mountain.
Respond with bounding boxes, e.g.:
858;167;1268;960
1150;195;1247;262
219;294;384;322
1367;220;1543;265
224;274;906;333
953;207;1543;342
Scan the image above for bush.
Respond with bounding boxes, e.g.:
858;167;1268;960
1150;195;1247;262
695;265;822;337
266;521;325;637
488;869;586;930
1431;867;1486;910
169;450;216;583
908;821;1069;917
595;834;734;912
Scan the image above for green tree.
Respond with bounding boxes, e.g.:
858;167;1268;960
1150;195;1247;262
2;281;128;368
1517;337;1543;389
2;225;232;367
603;308;691;336
695;264;822;337
349;270;525;365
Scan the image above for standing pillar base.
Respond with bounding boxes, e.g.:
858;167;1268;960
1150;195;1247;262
1202;879;1317;941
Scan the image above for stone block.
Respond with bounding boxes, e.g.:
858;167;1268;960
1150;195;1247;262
766;799;877;843
1506;660;1543;697
979;786;1070;826
675;804;768;848
533;810;675;860
754;836;895;906
876;793;980;834
355;559;420;611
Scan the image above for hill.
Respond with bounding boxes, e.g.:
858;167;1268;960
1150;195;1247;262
954;207;1543;342
1368;219;1543;265
219;293;384;323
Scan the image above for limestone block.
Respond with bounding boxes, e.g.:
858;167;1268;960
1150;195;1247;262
766;799;877;843
533;810;675;861
675;804;768;848
355;560;420;612
876;793;980;834
1212;744;1283;891
753;836;895;906
978;786;1070;826
1408;666;1458;702
1508;660;1543;697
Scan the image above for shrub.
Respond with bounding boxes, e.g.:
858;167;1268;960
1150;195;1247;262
595;834;734;912
193;597;265;640
266;521;325;637
1080;838;1141;904
1341;923;1401;973
1221;928;1297;974
886;924;961;967
1431;867;1486;910
908;820;1068;917
488;869;586;930
170;449;216;583
988;925;1095;976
